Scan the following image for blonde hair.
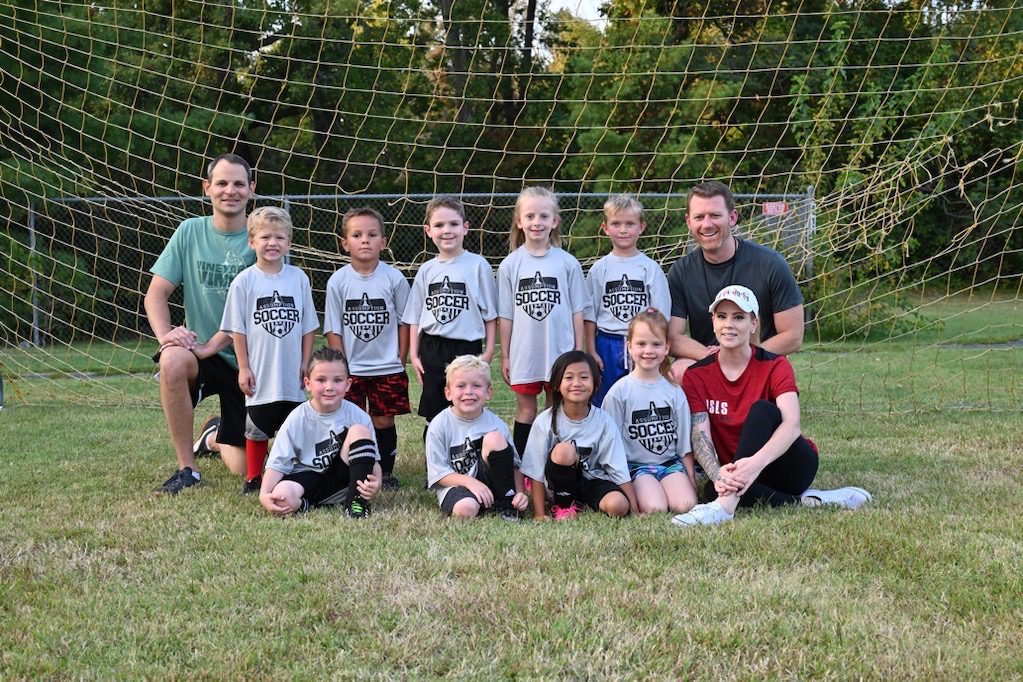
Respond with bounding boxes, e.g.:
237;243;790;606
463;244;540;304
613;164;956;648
627;309;675;384
248;206;293;240
603;194;644;220
509;186;562;252
445;355;492;385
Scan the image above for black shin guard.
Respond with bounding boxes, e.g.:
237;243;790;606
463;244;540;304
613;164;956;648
347;439;377;502
545;460;579;507
486;445;516;500
513;421;533;460
377;425;397;475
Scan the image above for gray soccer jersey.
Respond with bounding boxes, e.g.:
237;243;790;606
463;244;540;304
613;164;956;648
401;252;497;340
602;374;691;466
324;262;410;376
221;263;319;405
426;407;519;506
266;400;376;476
519;406;630;485
585;253;670;335
497;247;590;383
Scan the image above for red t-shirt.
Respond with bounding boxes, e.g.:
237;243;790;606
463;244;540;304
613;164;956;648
682;346;799;464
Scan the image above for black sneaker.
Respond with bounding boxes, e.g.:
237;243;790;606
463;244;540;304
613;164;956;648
192;416;221;458
347;497;371;519
241;475;262;496
153;467;200;495
381;472;401;490
494;501;520;522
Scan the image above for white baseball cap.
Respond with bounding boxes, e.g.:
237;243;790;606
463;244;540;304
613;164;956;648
709;285;759;316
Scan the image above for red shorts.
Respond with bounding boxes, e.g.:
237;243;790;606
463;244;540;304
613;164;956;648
511;381;549;396
345;371;411;418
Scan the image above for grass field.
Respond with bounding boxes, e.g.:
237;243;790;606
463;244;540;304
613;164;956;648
1;292;1022;677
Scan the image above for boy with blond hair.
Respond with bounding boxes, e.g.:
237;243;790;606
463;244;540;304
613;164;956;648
584;194;670;406
425;355;528;520
220;205;319;494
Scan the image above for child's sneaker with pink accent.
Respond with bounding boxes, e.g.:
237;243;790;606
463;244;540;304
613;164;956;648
551;501;584;520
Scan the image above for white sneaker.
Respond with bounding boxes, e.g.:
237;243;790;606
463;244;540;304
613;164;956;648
671;501;734;527
802;486;872;510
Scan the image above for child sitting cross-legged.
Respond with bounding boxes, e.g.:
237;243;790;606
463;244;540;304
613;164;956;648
259;347;381;518
425;355;529;520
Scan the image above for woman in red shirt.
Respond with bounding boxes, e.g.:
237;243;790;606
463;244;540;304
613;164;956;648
674;285;871;526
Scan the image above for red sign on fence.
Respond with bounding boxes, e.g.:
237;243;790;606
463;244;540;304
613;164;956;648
762;201;788;215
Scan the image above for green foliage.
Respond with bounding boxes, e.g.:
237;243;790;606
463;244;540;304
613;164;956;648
0;230;115;345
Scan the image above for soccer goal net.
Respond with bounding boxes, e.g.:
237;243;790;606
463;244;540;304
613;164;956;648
1;1;1020;415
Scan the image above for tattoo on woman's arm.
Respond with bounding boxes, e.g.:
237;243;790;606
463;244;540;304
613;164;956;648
691;412;721;481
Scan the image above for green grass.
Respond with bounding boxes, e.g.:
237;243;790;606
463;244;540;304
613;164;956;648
1;400;1021;678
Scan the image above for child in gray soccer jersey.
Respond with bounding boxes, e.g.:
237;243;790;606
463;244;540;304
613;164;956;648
426;355;529;519
497;187;589;460
402;197;498;435
324;207;411;489
219;206;318;495
602;310;697;515
520;350;637;520
584;195;670;406
260;348;381;518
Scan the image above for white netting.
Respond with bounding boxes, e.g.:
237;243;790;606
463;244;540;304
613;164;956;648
1;1;1020;414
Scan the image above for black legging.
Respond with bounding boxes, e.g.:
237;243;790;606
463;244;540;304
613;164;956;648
706;400;819;508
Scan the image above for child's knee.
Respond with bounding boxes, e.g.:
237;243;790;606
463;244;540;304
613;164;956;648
601;491;630;517
549;441;578;466
450;498;481;519
345;424;373;445
482;430;509;455
641;499;668;515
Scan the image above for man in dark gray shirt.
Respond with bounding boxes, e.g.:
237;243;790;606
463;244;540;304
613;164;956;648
667;181;804;378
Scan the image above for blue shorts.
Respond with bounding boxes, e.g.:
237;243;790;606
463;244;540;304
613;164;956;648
593;330;628;407
629;456;687;481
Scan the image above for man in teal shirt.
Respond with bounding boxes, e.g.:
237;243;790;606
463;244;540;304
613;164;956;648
146;154;257;494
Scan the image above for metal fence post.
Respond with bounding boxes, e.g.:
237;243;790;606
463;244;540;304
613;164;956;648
28;202;41;347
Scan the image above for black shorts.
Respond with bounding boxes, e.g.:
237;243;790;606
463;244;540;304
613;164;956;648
193;354;246;447
439;462;495;516
544;457;623;511
281;455;351;506
418;333;482;421
246;400;303;441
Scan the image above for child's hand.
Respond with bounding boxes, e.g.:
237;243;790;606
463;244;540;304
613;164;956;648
411;355;425;384
480;349;494;364
511;491;529;511
356;473;381;500
592;353;604;372
501;357;511;385
261;491;292;516
465;478;494;508
238;368;256;397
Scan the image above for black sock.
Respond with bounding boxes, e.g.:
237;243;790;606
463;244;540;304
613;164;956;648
377;425;397;475
545;461;578;507
347;439;377;504
422;421;430;443
486;445;516;501
513;421;533;459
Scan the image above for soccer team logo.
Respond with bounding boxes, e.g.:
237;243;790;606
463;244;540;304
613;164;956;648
515;271;561;321
602;274;648;323
253;290;300;338
311;427;348;470
626;402;675;455
449;436;483;475
344;293;389;342
426;276;470;324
